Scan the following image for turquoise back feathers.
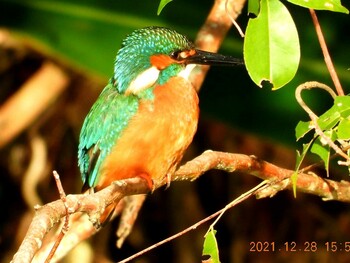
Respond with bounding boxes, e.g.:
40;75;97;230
78;81;139;188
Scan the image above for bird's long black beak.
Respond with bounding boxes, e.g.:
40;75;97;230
185;49;244;66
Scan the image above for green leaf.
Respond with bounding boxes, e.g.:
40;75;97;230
248;0;260;16
295;96;350;178
287;0;349;14
337;96;350;118
244;0;300;89
157;0;173;15
318;96;350;130
291;171;298;198
295;120;312;141
203;229;220;263
337;118;350;140
293;140;314;197
310;131;335;177
297;96;350;138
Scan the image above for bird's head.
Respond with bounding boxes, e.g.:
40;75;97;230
113;26;243;95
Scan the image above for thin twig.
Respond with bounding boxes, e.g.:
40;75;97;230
118;180;270;263
22;134;47;207
300;143;350;173
207;180;269;233
295;81;350;164
309;9;344;96
225;0;245;37
116;195;147;248
44;171;70;263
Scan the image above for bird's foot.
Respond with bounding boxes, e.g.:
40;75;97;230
136;173;154;191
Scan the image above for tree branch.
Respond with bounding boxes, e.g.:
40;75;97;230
190;0;246;91
11;178;150;263
0;61;69;148
11;150;350;262
174;150;350;202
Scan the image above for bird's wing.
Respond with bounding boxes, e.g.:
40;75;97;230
78;81;139;189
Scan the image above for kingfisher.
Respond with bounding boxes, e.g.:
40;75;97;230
78;26;243;223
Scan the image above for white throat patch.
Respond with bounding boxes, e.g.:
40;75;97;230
126;66;160;95
125;64;196;95
178;64;196;80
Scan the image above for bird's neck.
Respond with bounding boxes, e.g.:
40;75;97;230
157;64;194;85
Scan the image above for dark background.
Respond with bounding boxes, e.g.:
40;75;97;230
1;0;350;262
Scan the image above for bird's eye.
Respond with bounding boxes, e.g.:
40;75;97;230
170;49;196;62
170;50;183;61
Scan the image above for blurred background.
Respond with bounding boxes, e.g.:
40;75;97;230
1;0;350;262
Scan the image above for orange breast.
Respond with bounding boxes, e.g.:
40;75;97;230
96;76;199;190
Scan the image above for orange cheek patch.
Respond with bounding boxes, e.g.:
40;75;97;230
150;54;176;70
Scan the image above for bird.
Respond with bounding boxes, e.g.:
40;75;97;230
78;26;243;223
